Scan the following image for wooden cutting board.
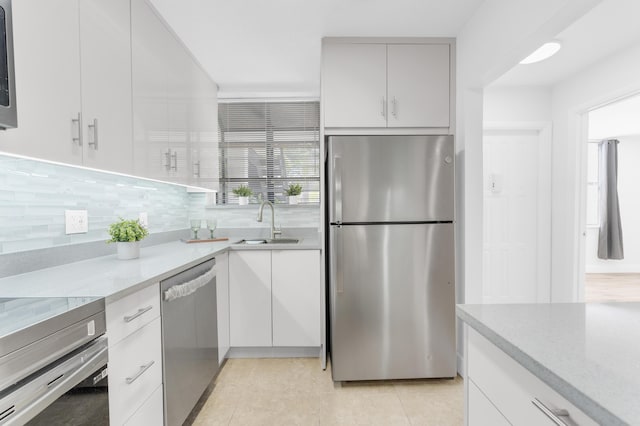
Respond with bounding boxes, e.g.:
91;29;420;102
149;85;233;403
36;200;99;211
181;237;230;244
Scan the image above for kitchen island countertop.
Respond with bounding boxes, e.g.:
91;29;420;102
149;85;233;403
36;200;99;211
457;302;640;426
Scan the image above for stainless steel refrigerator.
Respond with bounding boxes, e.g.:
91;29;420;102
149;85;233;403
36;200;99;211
328;135;456;381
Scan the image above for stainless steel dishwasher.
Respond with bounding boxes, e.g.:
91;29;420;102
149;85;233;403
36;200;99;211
160;258;218;426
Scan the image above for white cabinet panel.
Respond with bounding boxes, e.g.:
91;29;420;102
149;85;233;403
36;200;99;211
272;250;321;347
323;43;387;128
387;44;450;128
106;283;160;347
123;384;163;426
466;327;597;426
0;0;83;165
468;379;510;426
216;252;230;363
108;317;162;426
78;0;133;174
229;251;272;347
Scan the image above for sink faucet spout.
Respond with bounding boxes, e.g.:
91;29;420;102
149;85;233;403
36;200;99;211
257;201;281;240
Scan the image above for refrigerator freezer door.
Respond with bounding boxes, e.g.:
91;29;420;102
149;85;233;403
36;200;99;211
328;135;454;223
330;223;456;381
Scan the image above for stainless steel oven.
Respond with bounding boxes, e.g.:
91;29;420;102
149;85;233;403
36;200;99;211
0;297;108;425
0;0;16;129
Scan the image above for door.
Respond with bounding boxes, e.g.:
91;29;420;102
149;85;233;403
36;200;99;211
483;128;551;303
387;44;450;128
0;0;83;165
330;223;455;381
79;0;133;174
329;135;454;223
322;43;387;128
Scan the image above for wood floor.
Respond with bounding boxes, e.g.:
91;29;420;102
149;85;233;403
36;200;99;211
585;273;640;302
192;358;463;426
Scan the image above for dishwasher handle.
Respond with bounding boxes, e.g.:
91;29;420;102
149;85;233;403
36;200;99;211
163;266;216;302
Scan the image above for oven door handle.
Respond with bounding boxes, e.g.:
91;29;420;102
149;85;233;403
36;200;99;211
2;337;108;425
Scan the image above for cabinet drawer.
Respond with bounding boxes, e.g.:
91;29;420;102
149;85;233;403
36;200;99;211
467;328;597;426
123;384;164;426
468;379;510;426
109;317;162;426
107;283;160;346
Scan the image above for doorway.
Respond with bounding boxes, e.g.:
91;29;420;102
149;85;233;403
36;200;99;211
580;94;640;302
482;124;551;303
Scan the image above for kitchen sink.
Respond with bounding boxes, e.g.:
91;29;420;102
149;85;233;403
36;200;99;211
236;238;300;245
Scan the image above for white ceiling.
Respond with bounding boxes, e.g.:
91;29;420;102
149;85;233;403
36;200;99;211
149;0;484;98
491;0;640;88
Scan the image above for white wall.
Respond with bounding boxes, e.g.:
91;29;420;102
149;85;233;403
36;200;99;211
585;135;640;273
484;86;552;123
550;42;640;301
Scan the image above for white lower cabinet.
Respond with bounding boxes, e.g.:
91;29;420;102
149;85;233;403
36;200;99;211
229;249;321;349
216;251;230;363
272;250;321;347
106;284;163;426
465;327;597;426
123;384;163;426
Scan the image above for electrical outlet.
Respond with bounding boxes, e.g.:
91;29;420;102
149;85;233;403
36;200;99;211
139;212;148;228
65;210;88;234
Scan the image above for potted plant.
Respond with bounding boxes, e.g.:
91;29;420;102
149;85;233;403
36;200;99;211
233;185;252;205
285;183;303;205
107;217;149;260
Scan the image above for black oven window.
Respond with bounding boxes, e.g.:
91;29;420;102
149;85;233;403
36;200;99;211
0;6;9;107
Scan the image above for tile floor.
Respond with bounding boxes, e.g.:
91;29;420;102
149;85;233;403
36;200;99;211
192;358;463;426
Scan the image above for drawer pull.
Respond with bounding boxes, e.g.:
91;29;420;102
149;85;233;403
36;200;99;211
532;398;574;425
123;306;153;323
125;361;154;385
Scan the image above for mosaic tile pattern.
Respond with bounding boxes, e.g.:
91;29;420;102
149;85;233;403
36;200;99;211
0;154;191;254
188;193;321;230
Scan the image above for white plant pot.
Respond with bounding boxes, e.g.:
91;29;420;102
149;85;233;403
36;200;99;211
238;196;249;206
117;241;140;260
288;195;299;205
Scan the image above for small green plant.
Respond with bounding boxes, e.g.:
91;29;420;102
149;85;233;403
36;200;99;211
285;183;303;196
107;218;149;243
232;185;252;197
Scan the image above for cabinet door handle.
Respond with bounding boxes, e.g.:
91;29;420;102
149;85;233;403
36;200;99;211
123;305;153;323
381;97;386;118
171;151;178;171
88;118;98;150
125;360;155;384
164;149;172;171
193;160;201;178
391;97;398;118
72;113;83;146
531;398;572;425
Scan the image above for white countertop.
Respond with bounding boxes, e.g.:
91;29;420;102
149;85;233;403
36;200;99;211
0;235;321;303
457;303;640;426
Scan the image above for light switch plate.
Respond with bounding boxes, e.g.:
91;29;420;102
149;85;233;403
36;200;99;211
139;212;148;228
65;210;88;234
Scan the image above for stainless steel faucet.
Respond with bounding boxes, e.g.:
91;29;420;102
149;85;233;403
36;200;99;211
257;200;282;240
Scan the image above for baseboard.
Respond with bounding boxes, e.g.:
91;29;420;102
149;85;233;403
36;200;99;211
227;346;321;358
586;265;640;273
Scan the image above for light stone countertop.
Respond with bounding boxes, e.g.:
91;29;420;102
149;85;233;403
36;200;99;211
0;235;321;302
457;303;640;426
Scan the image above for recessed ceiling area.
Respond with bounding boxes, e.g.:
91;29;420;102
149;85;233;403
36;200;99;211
491;0;640;88
149;0;484;98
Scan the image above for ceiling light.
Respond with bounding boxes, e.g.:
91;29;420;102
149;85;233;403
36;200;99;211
519;41;562;65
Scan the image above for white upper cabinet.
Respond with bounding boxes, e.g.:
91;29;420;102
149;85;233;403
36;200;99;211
322;39;453;132
79;0;133;174
0;0;83;165
322;43;387;128
387;44;450;128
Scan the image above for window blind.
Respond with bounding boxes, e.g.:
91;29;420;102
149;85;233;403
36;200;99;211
218;101;320;204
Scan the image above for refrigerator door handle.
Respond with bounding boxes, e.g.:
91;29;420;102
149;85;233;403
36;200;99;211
331;226;344;294
333;155;342;224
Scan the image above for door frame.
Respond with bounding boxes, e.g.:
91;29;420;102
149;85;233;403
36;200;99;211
483;121;552;302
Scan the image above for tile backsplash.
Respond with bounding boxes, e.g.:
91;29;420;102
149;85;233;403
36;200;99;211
0;154;321;255
0;154;190;254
